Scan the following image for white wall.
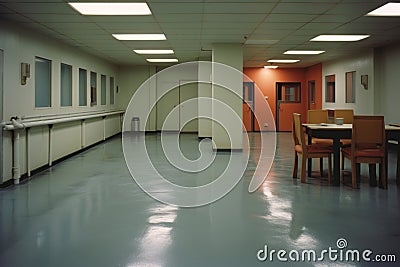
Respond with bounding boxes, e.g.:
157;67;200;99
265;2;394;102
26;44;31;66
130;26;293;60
322;50;374;115
0;21;119;120
118;65;157;131
374;44;400;123
198;62;212;138
0;21;121;183
156;63;198;131
121;63;199;132
212;44;243;150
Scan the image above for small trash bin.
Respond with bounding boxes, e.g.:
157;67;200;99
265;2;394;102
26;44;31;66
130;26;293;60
131;117;140;132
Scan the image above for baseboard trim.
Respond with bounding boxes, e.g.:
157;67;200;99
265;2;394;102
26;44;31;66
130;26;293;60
212;148;243;152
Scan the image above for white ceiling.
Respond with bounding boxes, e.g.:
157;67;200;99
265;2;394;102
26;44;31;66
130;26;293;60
1;0;400;67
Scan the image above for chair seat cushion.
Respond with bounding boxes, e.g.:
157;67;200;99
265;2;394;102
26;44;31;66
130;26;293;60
342;147;385;157
312;138;333;146
295;144;333;154
340;139;352;147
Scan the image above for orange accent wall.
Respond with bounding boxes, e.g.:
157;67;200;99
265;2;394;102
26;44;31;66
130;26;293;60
243;64;322;132
305;63;323;110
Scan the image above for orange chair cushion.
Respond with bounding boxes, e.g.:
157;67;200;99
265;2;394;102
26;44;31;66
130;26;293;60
312;138;333;146
340;139;352;146
342;147;385;157
295;144;333;154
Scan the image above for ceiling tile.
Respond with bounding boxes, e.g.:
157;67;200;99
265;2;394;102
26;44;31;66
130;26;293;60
1;0;400;67
204;3;276;14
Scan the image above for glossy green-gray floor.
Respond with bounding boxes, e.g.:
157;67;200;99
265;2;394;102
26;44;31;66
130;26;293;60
1;133;400;267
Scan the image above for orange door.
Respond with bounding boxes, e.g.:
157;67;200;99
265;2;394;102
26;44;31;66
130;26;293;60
243;103;252;131
276;82;304;132
242;82;254;132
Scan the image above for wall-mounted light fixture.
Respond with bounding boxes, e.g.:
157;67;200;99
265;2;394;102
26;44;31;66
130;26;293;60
361;75;368;89
21;63;30;85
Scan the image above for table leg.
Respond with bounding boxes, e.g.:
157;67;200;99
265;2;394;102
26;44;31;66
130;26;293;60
385;143;389;186
307;134;312;177
397;146;400;185
369;164;377;187
332;138;341;186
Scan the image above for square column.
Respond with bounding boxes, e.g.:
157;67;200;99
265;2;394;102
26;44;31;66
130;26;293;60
212;44;243;150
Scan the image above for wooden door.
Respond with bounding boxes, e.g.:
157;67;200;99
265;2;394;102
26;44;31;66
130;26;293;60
179;81;198;132
242;82;254;132
276;82;303;132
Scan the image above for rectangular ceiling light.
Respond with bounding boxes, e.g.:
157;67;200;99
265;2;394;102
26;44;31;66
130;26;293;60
267;59;300;63
366;3;400;16
146;59;179;63
264;65;278;69
112;34;166;41
68;2;151;15
284;50;325;55
311;35;370;42
245;39;279;45
134;49;174;54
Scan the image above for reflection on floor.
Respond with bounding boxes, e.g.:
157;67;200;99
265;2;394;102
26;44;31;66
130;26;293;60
1;133;399;267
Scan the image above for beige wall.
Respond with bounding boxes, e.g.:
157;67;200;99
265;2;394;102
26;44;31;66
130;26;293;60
322;50;374;115
198;62;212;138
374;43;400;123
212;44;243;150
0;21;121;183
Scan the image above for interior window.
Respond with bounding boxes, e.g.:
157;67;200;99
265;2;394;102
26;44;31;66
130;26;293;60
60;63;72;107
90;71;97;106
35;57;51;108
278;82;301;102
79;68;87;106
346;71;356;103
325;75;335;103
101;74;106;105
110;77;115;105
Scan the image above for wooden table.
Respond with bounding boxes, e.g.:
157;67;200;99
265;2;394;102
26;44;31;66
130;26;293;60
303;123;400;186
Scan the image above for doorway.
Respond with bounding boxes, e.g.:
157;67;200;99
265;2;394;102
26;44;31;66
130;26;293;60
276;82;301;132
308;80;316;110
156;80;198;132
242;82;255;132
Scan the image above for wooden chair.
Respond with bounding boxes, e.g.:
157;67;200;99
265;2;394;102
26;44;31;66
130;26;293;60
292;113;333;183
334;109;354;169
341;116;386;189
308;109;328;124
334;109;354;124
307;109;333;176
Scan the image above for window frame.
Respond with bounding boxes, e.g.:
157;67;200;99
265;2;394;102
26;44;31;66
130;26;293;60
101;74;106;105
110;76;115;105
34;56;52;108
279;82;301;103
60;63;72;107
345;71;356;103
90;71;97;106
78;68;87;107
325;75;336;103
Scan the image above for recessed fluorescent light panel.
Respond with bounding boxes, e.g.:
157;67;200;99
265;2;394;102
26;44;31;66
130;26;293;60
264;65;279;69
112;34;166;41
134;49;174;54
284;50;325;55
267;59;300;63
68;2;151;15
245;39;279;45
366;3;400;16
311;35;370;42
146;59;178;63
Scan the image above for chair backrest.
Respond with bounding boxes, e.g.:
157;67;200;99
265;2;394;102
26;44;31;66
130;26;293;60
292;113;305;148
307;109;328;124
352;115;385;151
334;109;354;124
